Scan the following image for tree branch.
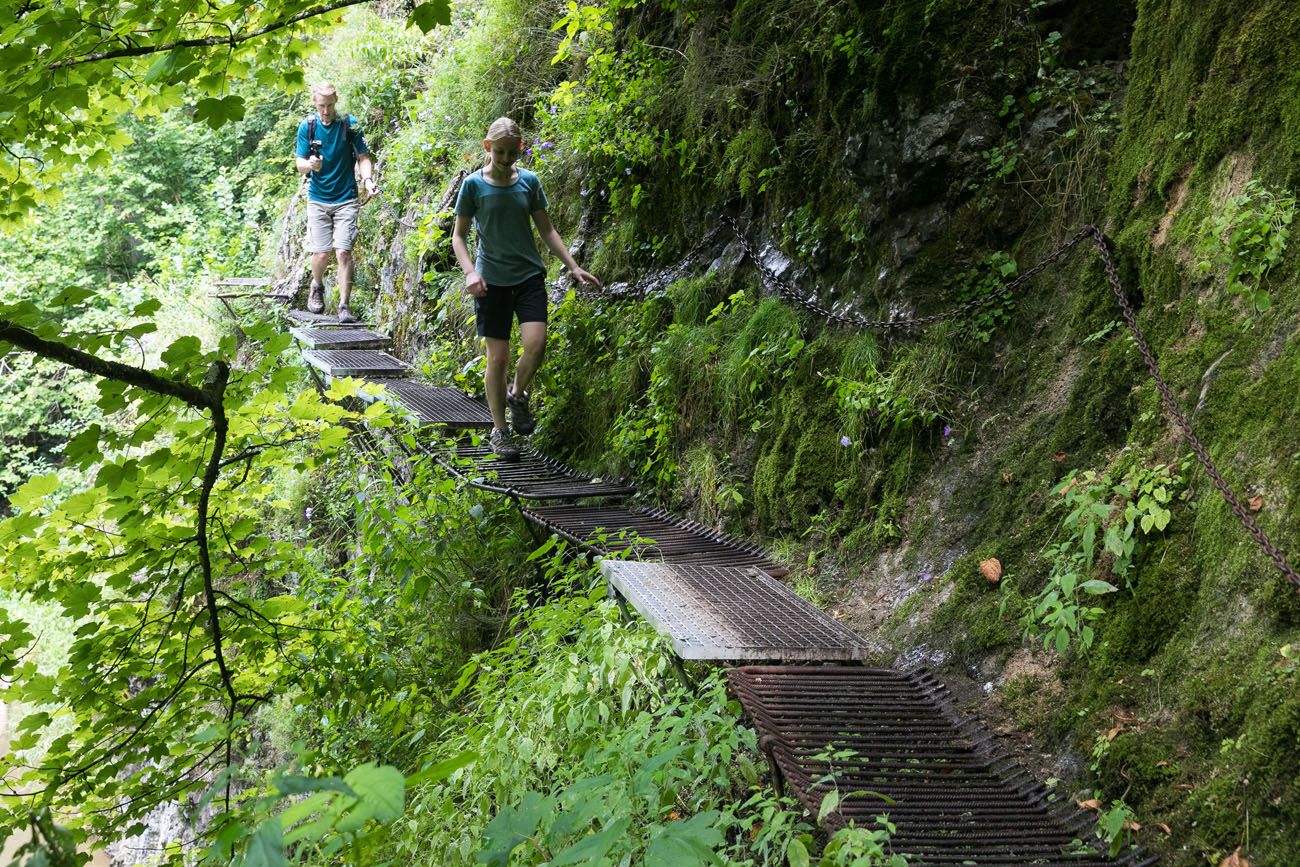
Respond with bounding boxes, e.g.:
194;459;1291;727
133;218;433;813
0;320;216;413
50;0;374;68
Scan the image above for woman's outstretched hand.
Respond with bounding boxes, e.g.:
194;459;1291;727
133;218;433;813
571;267;602;291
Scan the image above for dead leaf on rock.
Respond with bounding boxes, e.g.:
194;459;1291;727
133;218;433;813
1248;494;1263;512
1220;846;1251;867
979;558;1002;584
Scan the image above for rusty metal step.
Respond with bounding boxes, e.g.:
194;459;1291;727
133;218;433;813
601;561;869;661
445;444;635;499
357;379;494;429
522;504;785;577
291;326;392;351
302;349;410;378
728;666;1156;866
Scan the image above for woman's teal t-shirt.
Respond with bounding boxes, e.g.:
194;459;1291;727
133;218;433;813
454;168;550;286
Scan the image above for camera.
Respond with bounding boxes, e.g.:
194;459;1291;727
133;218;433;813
308;139;323;158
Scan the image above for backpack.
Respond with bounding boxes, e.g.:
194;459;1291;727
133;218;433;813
306;114;358;160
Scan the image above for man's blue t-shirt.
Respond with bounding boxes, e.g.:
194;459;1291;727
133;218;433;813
454;168;550;286
295;114;369;204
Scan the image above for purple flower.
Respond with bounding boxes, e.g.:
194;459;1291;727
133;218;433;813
942;424;953;438
541;141;554;150
624;167;632;175
304;507;313;521
533;137;540;143
840;435;852;447
920;572;933;583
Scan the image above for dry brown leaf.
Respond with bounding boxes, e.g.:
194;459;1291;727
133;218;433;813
1156;822;1172;834
1220;846;1251;867
1106;725;1125;741
979;558;1003;584
1053;451;1068;462
1124;820;1142;832
1001;471;1013;484
1173;783;1195;791
1110;709;1137;723
1156;760;1171;768
1248;494;1264;512
1077;798;1103;811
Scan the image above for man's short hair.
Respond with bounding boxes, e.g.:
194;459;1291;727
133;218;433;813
311;82;339;100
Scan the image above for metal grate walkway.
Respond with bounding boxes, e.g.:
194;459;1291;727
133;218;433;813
522;504;786;577
727;667;1155;866
447;444;637;499
303;349;410;378
291;327;392;351
601;562;868;661
363;379;495;429
289;309;373;328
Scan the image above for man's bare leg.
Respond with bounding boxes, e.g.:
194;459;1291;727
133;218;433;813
335;248;354;310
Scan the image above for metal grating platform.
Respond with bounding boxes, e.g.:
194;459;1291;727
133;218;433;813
291;327;392;350
366;379;494;428
521;505;786;577
728;667;1156;866
288;309;373;328
447;444;636;499
302;349;410;378
601;562;868;661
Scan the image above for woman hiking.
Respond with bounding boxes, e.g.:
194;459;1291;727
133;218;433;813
452;117;602;461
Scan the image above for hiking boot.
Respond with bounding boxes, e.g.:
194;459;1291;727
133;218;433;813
307;280;325;314
337;305;357;324
506;386;535;435
489;428;520;462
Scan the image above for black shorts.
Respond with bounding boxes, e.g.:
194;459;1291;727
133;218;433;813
475;272;548;340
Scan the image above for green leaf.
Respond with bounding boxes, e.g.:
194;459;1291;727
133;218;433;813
409;0;452;32
786;838;811;867
239;817;287;867
1080;580;1118;595
645;812;724;866
161;335;202;366
405;750;479;788
817;790;840;823
550;818;631;865
477;791;551;866
343;762;404;823
193;94;246;129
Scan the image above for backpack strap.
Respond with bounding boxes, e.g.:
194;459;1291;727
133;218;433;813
306;114;358;159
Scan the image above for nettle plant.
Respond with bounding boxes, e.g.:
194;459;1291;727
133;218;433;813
1014;461;1185;654
1197;178;1296;314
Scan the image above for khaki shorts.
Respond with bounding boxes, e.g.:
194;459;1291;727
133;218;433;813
306;199;359;253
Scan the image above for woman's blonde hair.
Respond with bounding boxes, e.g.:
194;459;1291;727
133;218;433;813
485;117;523;142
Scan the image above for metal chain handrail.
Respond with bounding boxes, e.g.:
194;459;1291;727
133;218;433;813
550;212;1298;586
723;215;1096;331
1081;225;1300;587
727;214;1298;588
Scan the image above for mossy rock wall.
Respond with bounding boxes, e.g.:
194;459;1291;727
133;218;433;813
350;1;1300;862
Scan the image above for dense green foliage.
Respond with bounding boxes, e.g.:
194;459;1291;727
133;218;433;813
5;0;1300;865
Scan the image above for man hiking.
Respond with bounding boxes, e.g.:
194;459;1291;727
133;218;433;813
294;82;378;322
